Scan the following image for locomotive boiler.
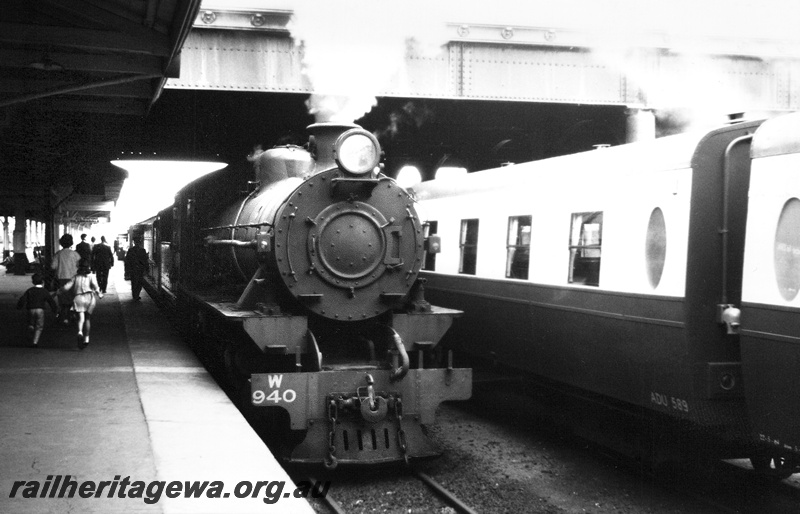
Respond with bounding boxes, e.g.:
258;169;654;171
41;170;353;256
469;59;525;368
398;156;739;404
140;123;471;467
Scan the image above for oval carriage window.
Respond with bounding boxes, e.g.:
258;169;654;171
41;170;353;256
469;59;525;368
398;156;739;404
645;207;667;289
774;198;800;301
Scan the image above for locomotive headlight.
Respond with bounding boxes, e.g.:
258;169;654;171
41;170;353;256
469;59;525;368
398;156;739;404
334;129;381;175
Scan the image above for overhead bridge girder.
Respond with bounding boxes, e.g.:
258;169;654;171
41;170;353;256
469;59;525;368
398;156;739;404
167;17;800;111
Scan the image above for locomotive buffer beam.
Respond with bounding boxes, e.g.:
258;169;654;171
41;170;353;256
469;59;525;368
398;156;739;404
250;367;472;465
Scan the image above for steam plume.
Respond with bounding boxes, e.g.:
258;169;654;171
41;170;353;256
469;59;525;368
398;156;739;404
288;0;448;123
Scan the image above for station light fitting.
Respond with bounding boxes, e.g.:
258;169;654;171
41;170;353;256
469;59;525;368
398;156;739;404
396;165;422;188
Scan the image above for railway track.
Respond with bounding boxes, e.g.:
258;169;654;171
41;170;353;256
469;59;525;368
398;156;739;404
305;469;479;514
412;470;479;514
271;373;800;513
298;452;800;514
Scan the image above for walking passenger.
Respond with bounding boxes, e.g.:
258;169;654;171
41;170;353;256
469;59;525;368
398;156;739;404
17;273;58;347
60;259;103;349
124;238;148;301
51;234;81;325
75;233;92;267
91;235;114;294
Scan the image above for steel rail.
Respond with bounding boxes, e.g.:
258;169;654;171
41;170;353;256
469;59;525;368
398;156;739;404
414;470;479;514
307;476;346;514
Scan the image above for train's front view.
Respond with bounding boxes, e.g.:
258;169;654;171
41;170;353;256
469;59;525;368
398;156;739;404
207;123;471;467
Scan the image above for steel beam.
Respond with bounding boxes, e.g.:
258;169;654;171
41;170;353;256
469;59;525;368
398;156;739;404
168;29;800;112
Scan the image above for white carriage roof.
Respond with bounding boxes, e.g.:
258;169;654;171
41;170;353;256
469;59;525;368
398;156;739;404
411;130;707;201
751;112;800;159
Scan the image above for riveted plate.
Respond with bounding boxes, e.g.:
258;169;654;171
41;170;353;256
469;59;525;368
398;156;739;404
272;169;425;321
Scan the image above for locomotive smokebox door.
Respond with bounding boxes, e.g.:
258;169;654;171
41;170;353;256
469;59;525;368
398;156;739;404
272;169;424;321
308;201;391;288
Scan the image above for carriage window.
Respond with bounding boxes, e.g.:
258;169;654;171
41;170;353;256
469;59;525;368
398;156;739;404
645;207;667;289
506;216;531;279
775;197;800;301
459;219;479;275
568;211;603;286
424;221;438;271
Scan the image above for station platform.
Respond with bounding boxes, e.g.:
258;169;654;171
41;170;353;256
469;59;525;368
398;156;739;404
0;264;313;514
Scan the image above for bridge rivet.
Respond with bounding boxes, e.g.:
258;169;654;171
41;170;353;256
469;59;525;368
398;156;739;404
201;11;216;24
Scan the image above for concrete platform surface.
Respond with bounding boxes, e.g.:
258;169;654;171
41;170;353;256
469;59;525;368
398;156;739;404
0;264;314;514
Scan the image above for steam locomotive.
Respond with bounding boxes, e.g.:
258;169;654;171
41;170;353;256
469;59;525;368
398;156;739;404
412;111;800;477
132;123;471;467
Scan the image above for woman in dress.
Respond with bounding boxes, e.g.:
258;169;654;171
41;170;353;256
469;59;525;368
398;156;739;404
51;233;81;325
60;259;103;349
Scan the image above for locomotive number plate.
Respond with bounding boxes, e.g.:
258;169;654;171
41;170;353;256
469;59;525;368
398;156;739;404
252;374;298;405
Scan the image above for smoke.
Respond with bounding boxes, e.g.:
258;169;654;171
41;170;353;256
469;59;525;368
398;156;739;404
288;0;448;123
374;101;435;141
592;47;762;133
287;0;799;130
581;0;800;133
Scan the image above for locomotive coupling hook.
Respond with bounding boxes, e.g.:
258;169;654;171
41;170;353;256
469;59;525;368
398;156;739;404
359;373;389;423
365;374;376;410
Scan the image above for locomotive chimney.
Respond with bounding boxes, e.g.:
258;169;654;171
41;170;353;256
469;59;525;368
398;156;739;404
307;122;359;173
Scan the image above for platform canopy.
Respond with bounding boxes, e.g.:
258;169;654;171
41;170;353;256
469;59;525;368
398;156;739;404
0;0;202;224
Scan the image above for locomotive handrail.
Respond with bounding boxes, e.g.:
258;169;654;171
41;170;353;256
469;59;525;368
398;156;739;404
330;177;381;185
387;326;410;382
203;237;257;248
200;221;273;231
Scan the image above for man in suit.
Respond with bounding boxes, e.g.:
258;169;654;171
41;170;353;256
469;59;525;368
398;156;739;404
124;238;148;301
91;235;114;294
75;233;92;268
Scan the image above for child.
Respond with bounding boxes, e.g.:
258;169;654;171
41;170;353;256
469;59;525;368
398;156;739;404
17;273;58;347
60;259;103;349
